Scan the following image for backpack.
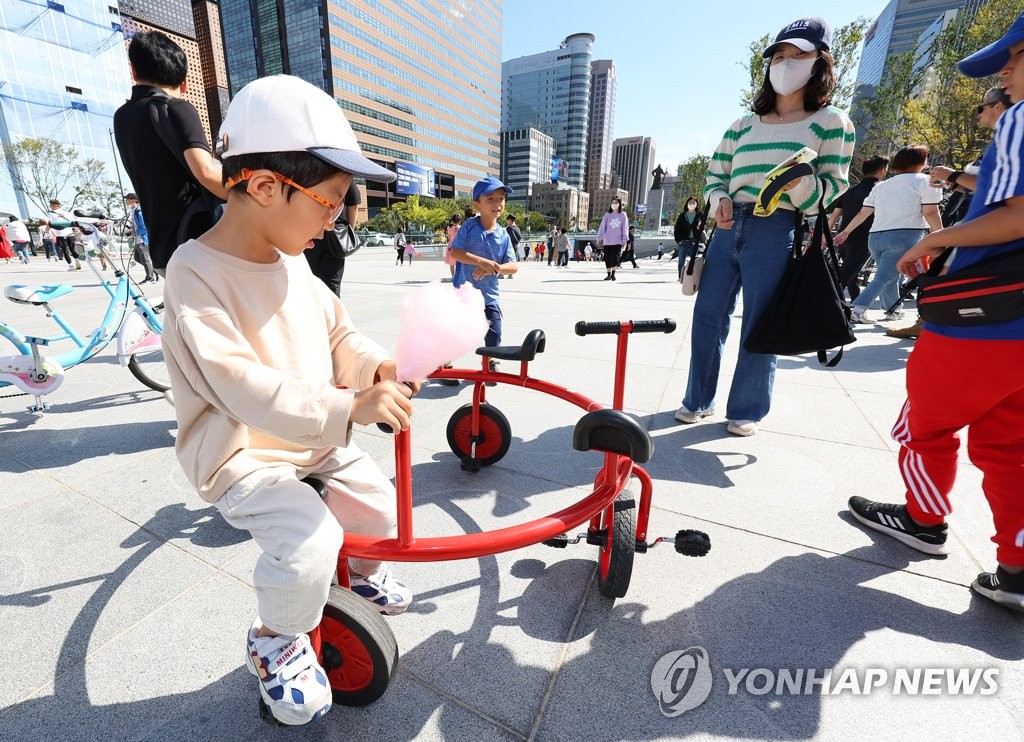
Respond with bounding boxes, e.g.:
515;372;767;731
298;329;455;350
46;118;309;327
147;94;222;267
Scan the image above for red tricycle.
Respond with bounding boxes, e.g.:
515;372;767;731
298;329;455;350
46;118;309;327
264;318;712;721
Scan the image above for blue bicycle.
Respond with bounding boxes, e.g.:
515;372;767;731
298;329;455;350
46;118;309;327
0;220;166;412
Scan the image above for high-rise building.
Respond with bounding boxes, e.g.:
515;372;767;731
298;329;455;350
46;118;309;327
500;127;555;208
586;59;616;196
611;136;656;215
118;0;228;143
851;0;966;121
502;33;595;190
219;0;502;209
0;1;130;216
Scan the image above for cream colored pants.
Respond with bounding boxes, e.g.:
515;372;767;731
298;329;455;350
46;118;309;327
214;447;397;635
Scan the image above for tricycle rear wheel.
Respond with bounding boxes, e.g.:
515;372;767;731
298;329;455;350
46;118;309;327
446;402;511;466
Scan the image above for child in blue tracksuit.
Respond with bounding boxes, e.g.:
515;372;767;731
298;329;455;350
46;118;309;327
448;176;518;349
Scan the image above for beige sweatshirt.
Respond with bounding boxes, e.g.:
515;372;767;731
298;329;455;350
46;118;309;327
162;240;390;503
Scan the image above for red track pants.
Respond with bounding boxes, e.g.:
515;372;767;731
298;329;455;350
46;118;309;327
892;330;1024;566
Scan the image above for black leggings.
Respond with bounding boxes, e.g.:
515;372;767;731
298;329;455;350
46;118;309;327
603;244;622;270
55;235;79;264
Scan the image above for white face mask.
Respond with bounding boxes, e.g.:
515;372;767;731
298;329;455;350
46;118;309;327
611;202;620;211
769;56;817;96
687;203;697;211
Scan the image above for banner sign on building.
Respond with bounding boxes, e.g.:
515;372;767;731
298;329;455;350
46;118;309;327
551;157;568;183
636;203;647;214
395;161;436;197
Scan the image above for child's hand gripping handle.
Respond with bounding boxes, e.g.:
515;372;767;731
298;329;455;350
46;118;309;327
375;381;416;434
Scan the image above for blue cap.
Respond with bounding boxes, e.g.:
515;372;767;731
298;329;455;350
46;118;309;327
958;11;1024;78
763;17;832;58
472;175;513;200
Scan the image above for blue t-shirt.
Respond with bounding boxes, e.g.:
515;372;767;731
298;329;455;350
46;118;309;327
451;216;516;306
925;101;1024;340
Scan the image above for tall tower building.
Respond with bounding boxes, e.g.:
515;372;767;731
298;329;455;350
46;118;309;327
0;1;130;216
586;60;616;197
502;32;595;191
611;136;656;215
500;128;555;208
118;0;228;142
219;0;502;207
850;0;966;125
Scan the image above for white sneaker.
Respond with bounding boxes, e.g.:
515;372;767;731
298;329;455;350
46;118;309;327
850;308;875;325
66;265;76;272
674;406;715;424
727;419;758;436
245;618;332;726
350;563;412;615
882;309;904;321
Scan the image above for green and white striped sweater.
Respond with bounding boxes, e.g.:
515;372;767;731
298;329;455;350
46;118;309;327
704;106;855;215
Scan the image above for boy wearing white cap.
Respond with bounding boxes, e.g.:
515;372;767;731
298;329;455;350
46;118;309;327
160;75;416;725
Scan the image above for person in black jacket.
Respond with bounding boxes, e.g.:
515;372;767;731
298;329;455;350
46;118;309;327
305;183;361;295
674;197;702;279
827;156;889;301
620;226;639;268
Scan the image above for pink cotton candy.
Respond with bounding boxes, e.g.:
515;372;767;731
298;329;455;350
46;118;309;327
394;281;488;382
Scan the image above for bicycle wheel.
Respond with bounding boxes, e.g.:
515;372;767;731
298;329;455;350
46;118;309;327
319;586;398;706
127;302;171;392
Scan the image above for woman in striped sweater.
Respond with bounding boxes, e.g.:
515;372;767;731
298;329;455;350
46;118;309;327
676;17;855;437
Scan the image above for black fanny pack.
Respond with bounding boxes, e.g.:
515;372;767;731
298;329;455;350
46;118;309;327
917;248;1024;326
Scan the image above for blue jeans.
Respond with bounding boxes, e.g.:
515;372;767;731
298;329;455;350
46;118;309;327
484;304;502;347
683;205;795;422
13;242;30;263
852;229;925;313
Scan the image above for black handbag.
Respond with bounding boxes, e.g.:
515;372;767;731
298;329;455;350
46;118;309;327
744;198;856;367
331;217;363;258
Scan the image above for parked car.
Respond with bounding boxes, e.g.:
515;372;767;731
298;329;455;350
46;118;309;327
359;231;391;247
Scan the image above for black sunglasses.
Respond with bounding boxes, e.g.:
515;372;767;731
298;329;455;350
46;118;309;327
976;101;999;114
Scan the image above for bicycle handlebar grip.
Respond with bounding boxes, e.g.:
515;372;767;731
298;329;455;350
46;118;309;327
575;320;623;336
575;319;677;336
631;318;677;334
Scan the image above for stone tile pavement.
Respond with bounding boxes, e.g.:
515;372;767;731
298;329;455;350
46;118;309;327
1;248;1021;741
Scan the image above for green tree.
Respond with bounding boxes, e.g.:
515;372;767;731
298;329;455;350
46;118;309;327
73;158;123;218
739;18;869;111
525;211;547;232
914;0;1022;166
853;51;925;159
3;136;84;215
671;155;711;222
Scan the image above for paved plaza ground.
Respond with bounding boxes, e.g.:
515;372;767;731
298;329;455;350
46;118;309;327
1;246;1022;741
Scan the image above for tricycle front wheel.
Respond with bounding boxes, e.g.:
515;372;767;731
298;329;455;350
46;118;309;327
597;489;636;599
318;586;398;706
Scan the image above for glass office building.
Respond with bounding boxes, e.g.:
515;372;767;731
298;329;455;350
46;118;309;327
0;1;130;217
502;33;595;191
219;0;502;205
586;59;615;197
499;127;554;208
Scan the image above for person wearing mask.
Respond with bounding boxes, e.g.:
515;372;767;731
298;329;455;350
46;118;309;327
835;145;943;325
828;156;890;301
674;197;702;279
676;17;854;437
596;197;629;281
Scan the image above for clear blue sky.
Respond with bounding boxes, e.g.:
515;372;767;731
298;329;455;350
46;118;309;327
501;0;892;173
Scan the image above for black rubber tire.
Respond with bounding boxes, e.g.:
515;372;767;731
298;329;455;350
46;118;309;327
127;302;170;392
446;402;512;466
597;489;636;599
319;586;398;706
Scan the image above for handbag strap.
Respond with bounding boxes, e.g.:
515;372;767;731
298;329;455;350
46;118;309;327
802;193;847;367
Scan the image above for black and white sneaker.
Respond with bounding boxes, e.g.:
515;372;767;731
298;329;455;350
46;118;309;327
972;569;1024;613
848;496;948;555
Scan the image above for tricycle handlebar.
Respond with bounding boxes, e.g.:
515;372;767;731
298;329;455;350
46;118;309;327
574;318;677;336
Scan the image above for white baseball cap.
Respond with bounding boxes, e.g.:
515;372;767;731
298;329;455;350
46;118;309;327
217;75;396;182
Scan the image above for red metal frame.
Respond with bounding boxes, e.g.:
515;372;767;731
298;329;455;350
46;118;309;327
335;321;655;572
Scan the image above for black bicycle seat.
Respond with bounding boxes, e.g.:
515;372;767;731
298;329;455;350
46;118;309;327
476;329;546;362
